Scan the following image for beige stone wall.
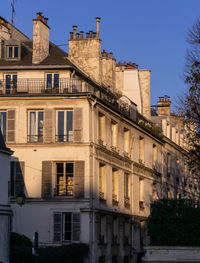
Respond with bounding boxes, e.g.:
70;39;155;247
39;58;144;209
68;39;102;84
138;70;151;119
101;56;116;90
32;19;49;64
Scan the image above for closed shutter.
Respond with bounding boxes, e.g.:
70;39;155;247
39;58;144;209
42;161;52;198
72;213;80;241
53;212;62;242
15;161;25;197
44;109;53;143
73;108;82;142
74;161;84;198
7;109;15;142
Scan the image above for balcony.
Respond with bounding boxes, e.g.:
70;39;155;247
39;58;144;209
0;78;89;95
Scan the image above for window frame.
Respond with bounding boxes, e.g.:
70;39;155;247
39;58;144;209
45;73;60;90
56;109;73;142
0;111;7;141
6;45;19;59
54;162;74;197
27;110;44;143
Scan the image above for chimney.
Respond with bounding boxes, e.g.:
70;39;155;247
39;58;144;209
96;17;101;38
157;95;171;116
32;12;50;64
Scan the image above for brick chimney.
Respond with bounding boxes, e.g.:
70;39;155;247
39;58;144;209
157;95;171;116
32;12;49;64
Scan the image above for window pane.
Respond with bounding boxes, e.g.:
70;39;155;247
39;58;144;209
58;111;64;141
66;163;73;176
54;74;59;89
9;47;12;58
14;47;18;58
64;213;71;240
47;74;52;89
0;112;7;141
67;111;73;141
38;112;43;141
30;112;36;142
56;163;65;196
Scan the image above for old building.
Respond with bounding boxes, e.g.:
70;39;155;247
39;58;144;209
0;13;199;263
0;129;13;263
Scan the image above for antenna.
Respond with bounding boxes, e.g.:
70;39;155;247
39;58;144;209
11;0;15;26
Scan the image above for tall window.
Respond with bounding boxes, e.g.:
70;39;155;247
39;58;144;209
56;110;73;142
139;178;144;209
5;74;17;94
112;169;118;205
124;128;130;156
167;153;171;176
111;121;118;150
139;136;144;164
112;217;119;244
28;111;43;142
124;173;130;208
53;212;80;242
99;163;106;200
56;162;73;196
46;73;59;90
99;113;106;145
99;215;107;244
0;111;6;141
153;144;157;168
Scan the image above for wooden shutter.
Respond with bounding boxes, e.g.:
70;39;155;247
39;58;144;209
53;212;62;242
44;109;53;143
15;161;25;197
7;109;15;142
73;108;82;142
72;213;80;241
74;161;84;198
42;161;52;198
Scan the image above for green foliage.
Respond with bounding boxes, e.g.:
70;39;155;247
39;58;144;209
10;232;34;263
147;199;200;246
38;244;89;263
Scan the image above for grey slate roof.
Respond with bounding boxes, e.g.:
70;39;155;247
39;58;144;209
0;40;74;67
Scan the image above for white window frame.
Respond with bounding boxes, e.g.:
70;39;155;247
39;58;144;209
56;110;73;142
28;110;44;142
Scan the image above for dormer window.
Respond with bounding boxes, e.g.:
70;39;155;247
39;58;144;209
7;46;19;59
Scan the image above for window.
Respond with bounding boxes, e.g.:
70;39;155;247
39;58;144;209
153;144;157;168
139;178;144;209
124;128;130;156
53;212;80;242
55;162;73;196
112;169;119;205
56;110;73;142
99;215;107;243
5;74;17;94
124;219;131;244
99;113;106;145
28;111;43;142
99;163;106;200
124;173;130;208
112;217;119;244
111;121;118;150
10;161;24;197
46;73;59;90
167;153;171;176
6;46;19;59
0;111;6;141
139;136;144;164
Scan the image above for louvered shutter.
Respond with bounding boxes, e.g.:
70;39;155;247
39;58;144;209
73;108;82;142
44;109;53;143
15;161;25;197
42;161;52;198
7;109;15;142
74;161;84;198
72;213;80;241
53;212;62;242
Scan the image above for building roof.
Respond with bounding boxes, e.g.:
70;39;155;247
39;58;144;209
0;40;74;67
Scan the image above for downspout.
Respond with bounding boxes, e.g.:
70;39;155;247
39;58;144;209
88;95;97;263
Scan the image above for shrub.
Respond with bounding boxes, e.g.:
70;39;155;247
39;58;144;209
147;199;200;246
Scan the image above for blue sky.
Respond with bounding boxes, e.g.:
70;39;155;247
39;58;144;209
1;0;200;111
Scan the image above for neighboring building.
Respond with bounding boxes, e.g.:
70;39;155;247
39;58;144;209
0;130;13;263
0;13;199;263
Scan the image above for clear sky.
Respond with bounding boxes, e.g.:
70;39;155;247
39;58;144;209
1;0;200;111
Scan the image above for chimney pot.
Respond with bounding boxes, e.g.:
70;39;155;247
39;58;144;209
86;32;89;38
44;17;48;24
96;17;101;38
80;31;84;39
93;32;96;38
73;25;77;39
70;32;73;40
89;30;93;38
77;33;80;39
37;12;43;20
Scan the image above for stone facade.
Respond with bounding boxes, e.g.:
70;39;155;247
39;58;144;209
0;14;199;263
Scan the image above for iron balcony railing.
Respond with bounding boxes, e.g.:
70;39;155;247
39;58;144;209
0;78;94;95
